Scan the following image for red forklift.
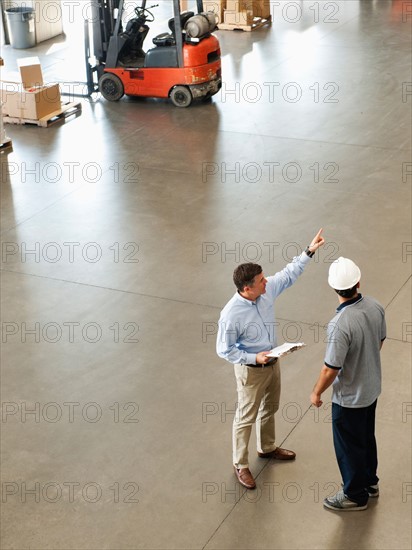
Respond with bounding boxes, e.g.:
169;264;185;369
87;0;222;107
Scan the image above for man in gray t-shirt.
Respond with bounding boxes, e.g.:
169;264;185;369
311;257;386;512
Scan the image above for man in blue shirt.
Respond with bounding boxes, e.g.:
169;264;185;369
217;229;325;489
311;257;386;511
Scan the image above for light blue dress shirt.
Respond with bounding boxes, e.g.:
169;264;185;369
217;253;311;365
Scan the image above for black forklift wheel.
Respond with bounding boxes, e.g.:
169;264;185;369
170;86;192;108
99;73;125;102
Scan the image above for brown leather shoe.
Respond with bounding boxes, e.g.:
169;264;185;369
258;447;296;460
234;467;256;489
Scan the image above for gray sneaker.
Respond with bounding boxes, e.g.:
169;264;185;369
324;489;368;511
367;484;379;498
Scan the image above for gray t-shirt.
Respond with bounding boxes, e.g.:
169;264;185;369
325;294;386;408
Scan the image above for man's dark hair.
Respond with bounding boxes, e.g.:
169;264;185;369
334;285;358;299
233;263;262;292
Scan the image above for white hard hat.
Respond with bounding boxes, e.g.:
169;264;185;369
328;257;361;290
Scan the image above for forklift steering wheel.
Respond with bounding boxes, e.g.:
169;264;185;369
135;7;155;22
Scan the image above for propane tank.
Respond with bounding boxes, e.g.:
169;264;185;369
185;12;218;38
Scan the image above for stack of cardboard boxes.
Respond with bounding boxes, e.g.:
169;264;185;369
0;57;61;122
187;1;271;29
222;0;271;27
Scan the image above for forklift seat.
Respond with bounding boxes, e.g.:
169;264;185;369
152;11;194;47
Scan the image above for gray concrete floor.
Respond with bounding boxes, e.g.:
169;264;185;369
1;1;411;549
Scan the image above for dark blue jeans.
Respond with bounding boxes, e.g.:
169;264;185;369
332;400;379;506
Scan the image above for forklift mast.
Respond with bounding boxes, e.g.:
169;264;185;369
91;0;123;65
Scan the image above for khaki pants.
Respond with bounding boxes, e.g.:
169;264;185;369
233;361;281;469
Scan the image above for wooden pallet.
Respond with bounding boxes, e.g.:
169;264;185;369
218;14;271;31
3;102;82;128
0;138;13;154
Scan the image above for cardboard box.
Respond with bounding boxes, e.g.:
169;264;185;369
226;0;252;12
225;0;240;11
204;0;226;23
224;9;254;25
0;57;61;121
225;0;269;17
254;0;271;18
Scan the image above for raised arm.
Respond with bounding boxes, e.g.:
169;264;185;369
267;228;325;297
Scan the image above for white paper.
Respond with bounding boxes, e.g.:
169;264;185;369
266;342;306;358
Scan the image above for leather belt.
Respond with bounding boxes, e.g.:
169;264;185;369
246;358;278;368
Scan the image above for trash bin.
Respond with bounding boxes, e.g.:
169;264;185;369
5;7;36;49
